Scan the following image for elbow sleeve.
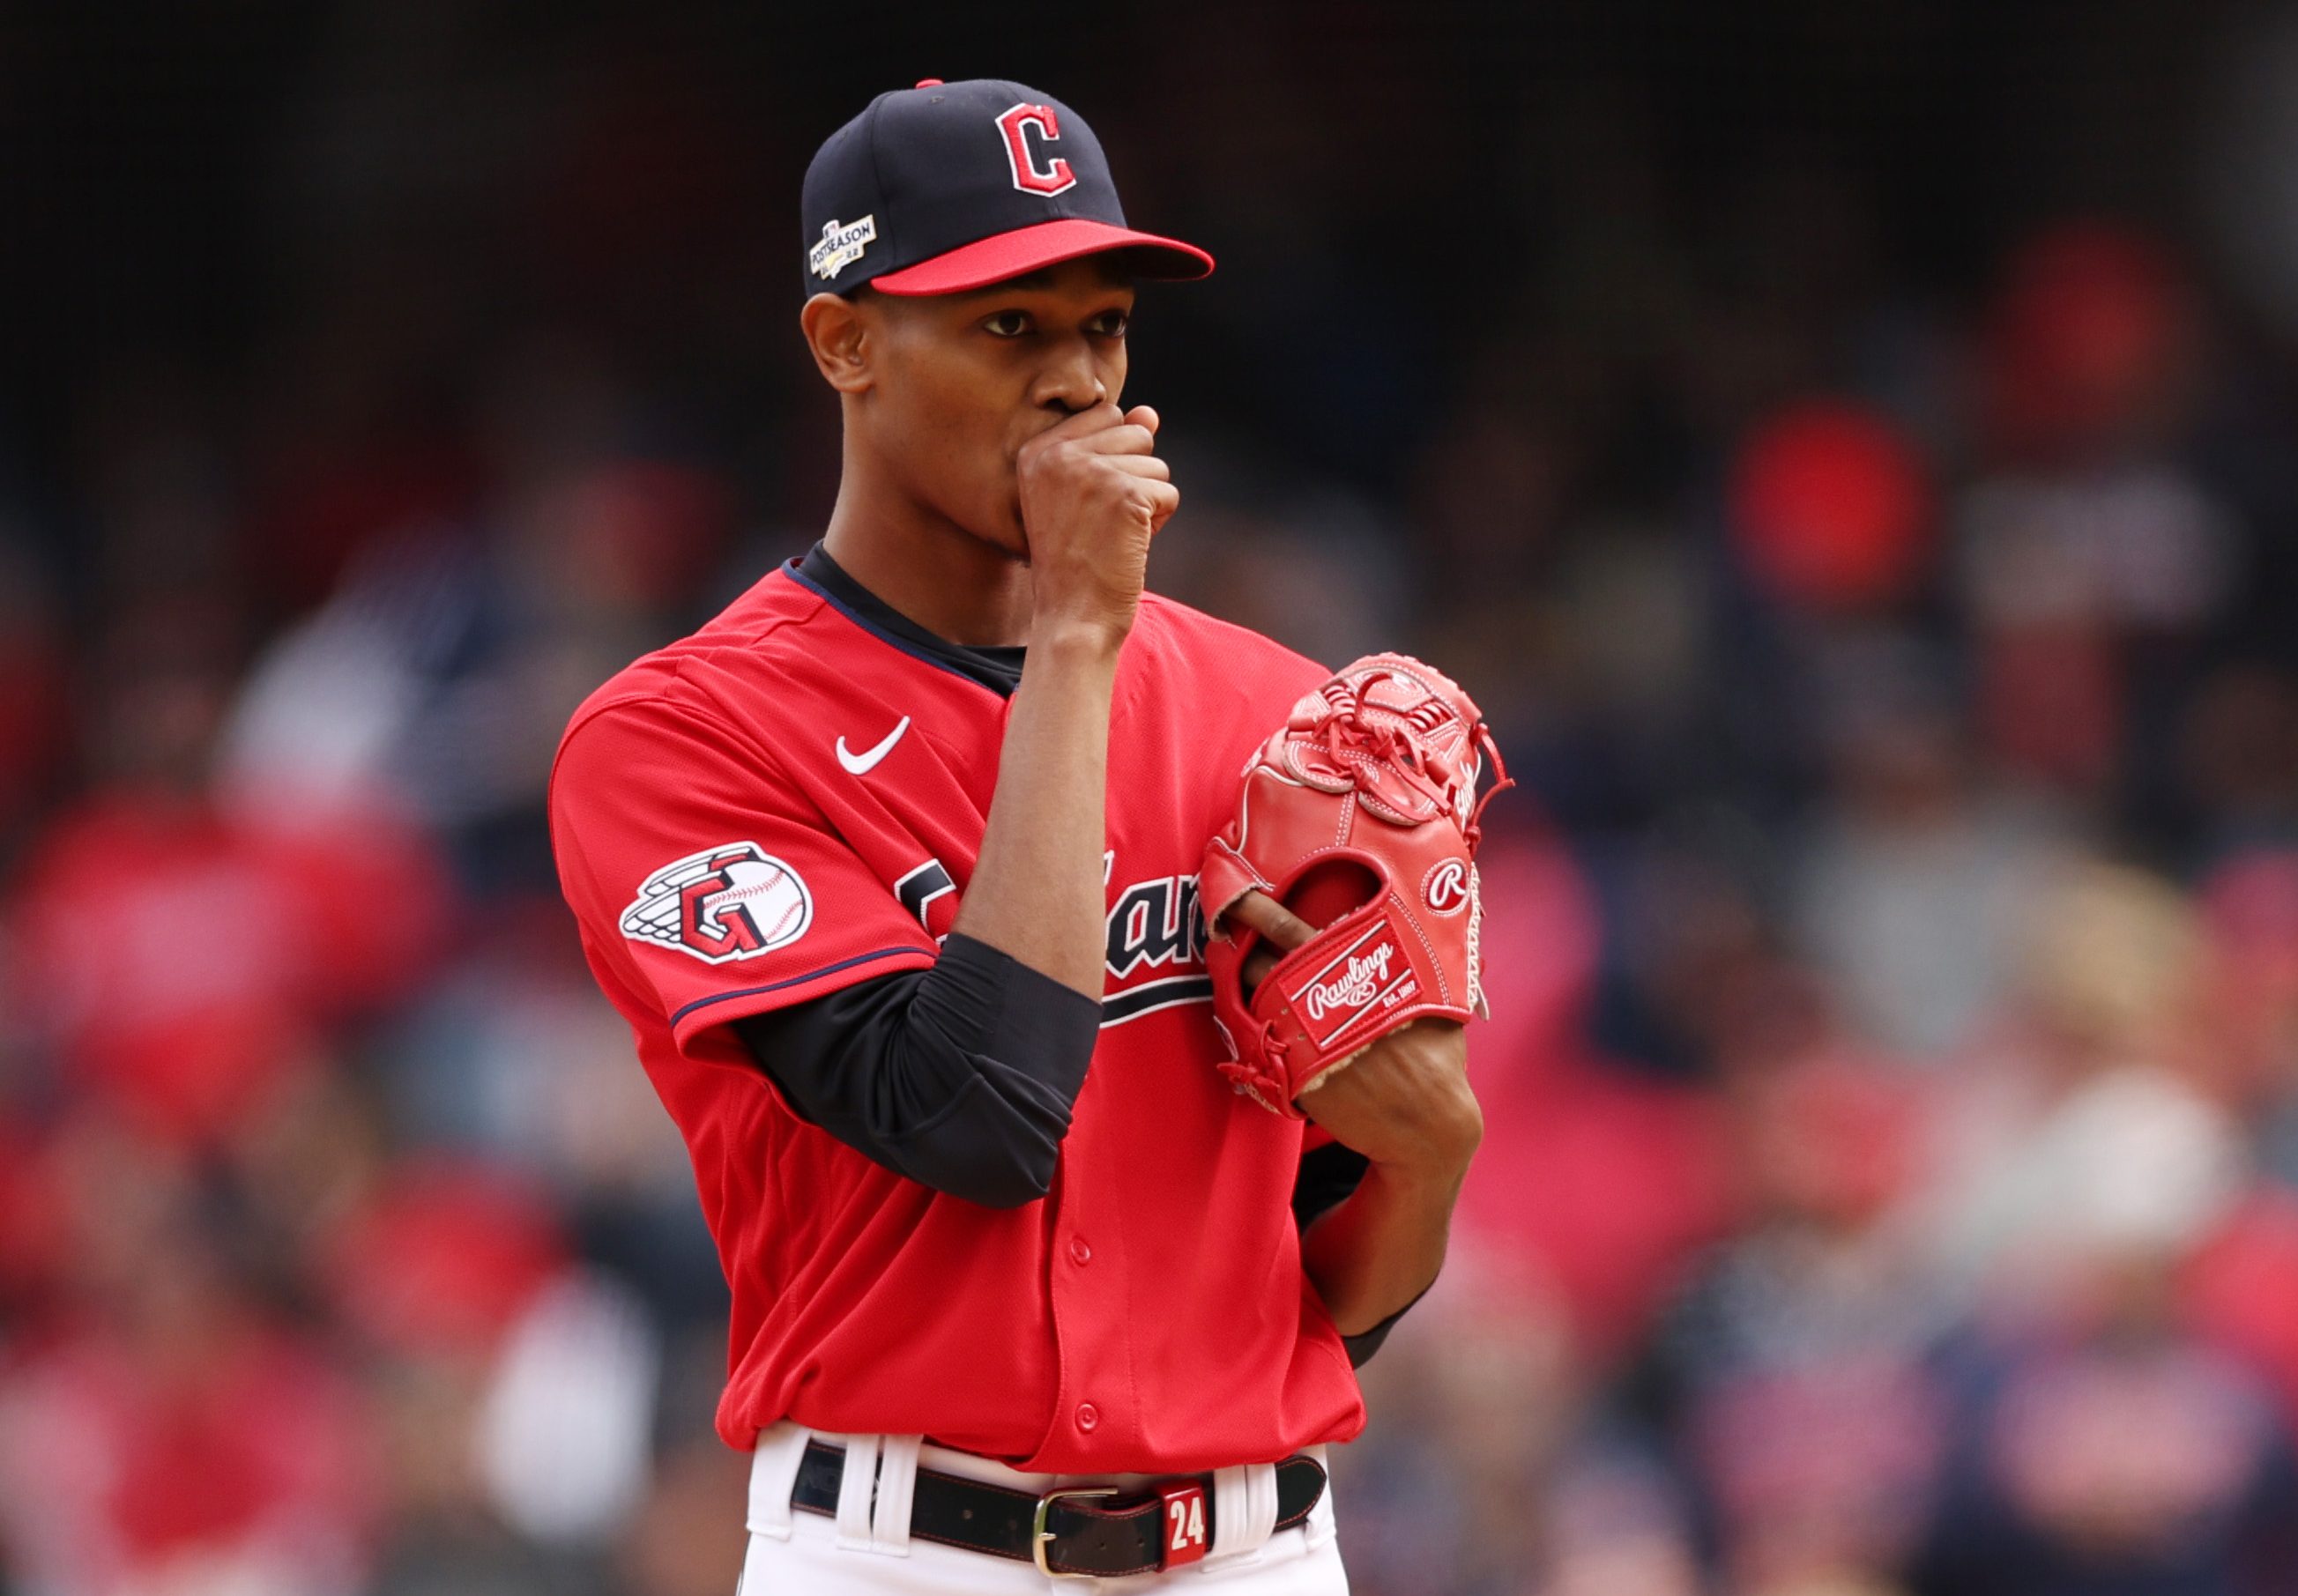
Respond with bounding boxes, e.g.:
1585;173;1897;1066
880;1055;1075;1207
733;932;1101;1205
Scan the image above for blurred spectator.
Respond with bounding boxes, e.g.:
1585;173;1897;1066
1956;225;2237;805
1914;1137;2298;1596
1791;635;2076;1060
4;606;450;1148
1922;861;2237;1303
0;1116;371;1596
1453;825;1736;1355
1637;1050;1946;1596
0;538;70;853
1728;402;1934;619
327;1161;659;1590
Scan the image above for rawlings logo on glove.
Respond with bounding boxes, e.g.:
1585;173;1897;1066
1199;653;1509;1117
1301;939;1399;1024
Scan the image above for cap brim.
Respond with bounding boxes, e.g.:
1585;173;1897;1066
868;218;1214;296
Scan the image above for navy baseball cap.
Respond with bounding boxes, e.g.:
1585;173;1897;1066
801;78;1215;299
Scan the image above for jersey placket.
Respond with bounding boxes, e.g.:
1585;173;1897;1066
1041;1123;1141;1463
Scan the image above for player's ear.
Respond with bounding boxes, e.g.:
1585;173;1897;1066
800;291;874;395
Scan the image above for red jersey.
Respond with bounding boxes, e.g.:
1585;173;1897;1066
547;554;1361;1471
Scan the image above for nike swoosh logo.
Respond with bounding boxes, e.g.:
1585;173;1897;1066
837;716;911;775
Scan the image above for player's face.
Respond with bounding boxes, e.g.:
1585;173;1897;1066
856;257;1135;554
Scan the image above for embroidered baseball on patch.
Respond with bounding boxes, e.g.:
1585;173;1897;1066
622;843;813;963
809;215;877;279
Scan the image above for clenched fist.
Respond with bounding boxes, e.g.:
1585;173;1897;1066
1016;402;1178;646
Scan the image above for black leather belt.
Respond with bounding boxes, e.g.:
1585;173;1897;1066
790;1439;1326;1577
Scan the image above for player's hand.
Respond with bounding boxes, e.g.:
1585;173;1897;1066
1227;889;1484;1179
1016;402;1178;647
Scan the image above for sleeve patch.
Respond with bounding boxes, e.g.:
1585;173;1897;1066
621;842;814;964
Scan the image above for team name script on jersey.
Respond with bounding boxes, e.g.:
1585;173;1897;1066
891;851;1213;1026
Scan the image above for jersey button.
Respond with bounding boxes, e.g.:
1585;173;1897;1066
1075;1402;1099;1432
1069;1238;1092;1266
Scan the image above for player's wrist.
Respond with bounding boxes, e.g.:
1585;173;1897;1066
1352;1082;1484;1186
1028;610;1133;660
1358;1135;1476;1206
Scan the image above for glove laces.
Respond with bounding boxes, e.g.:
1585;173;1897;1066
1320;671;1468;820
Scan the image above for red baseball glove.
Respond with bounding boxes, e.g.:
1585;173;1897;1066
1199;653;1509;1117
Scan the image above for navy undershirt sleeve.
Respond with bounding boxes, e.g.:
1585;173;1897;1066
733;932;1100;1209
1290;1141;1372;1231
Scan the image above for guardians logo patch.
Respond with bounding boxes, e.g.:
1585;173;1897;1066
622;843;812;964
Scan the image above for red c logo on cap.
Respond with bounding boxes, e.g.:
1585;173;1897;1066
997;102;1077;197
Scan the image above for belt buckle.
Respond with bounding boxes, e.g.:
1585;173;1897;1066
1032;1485;1118;1578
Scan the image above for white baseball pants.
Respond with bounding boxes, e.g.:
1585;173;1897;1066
733;1422;1350;1593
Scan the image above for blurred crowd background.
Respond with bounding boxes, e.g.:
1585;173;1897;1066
12;3;2298;1593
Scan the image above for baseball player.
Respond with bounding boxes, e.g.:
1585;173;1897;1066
547;78;1484;1592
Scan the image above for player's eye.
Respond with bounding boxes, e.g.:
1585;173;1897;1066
1090;308;1130;338
982;309;1031;338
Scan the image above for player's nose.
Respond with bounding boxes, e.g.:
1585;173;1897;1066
1029;335;1108;415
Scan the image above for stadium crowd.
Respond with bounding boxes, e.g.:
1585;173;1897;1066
11;4;2298;1593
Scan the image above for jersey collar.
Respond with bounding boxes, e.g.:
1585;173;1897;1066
783;542;1026;699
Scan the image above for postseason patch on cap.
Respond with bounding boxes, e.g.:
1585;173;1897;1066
809;215;877;281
